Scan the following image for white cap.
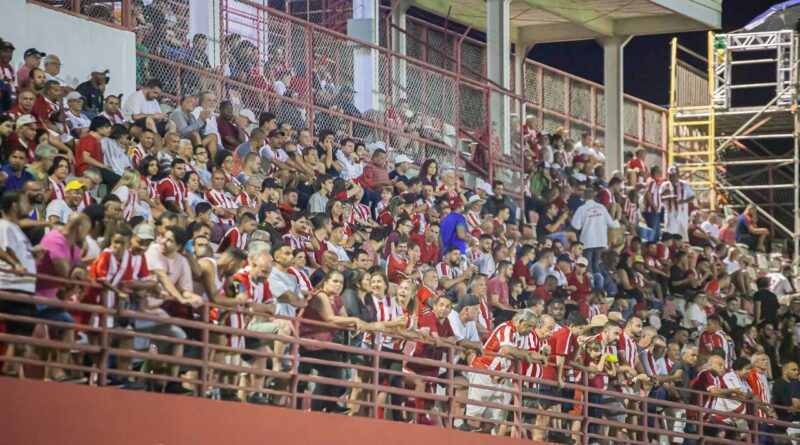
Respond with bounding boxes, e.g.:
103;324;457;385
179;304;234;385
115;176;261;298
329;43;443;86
467;194;484;205
394;154;413;165
475;182;494;196
667;165;679;175
15;114;36;127
238;109;256;124
575;257;589;267
65;91;83;102
90;65;109;75
371;141;386;151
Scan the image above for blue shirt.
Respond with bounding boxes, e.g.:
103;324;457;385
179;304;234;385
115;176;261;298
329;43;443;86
0;165;35;193
734;213;750;242
440;212;467;255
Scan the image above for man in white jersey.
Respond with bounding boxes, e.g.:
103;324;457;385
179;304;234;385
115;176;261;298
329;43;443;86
660;165;694;239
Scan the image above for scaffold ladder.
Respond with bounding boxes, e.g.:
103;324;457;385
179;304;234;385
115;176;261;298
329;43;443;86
668;32;716;206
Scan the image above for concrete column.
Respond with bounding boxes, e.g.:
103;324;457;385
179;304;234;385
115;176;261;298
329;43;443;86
600;35;631;176
487;0;512;157
189;0;222;68
390;0;412;101
348;0;380;113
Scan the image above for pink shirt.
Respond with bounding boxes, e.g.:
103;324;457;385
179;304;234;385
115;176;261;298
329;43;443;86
719;226;735;246
35;229;82;299
486;276;509;306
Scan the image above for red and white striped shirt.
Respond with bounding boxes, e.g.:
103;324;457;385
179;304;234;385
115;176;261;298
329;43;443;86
521;330;546;388
435;261;463;281
283;233;310;251
642;177;662;212
349;203;372;226
206;189;237;226
143;176;158;201
288;266;312;293
218;227;248;253
466;210;482;236
699;329;734;370
234;191;257;210
129;144;148;169
617;331;638;368
100;110;126;126
157;176;188;213
471;321;522;374
49;177;65;202
747;369;771;417
371;295;407;350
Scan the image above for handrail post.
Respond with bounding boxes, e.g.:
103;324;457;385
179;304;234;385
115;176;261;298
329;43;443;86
444;346;455;429
121;0;131;28
98;290;110;387
288;317;302;409
371;337;381;419
199;304;210;397
512;360;522;438
643;396;650;445
580;373;590;445
752;401;760;445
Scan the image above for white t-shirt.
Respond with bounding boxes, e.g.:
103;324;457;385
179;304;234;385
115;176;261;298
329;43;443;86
335;150;364;181
46;199;76;224
700;221;720;239
768;272;796;303
715;370;751;413
122;90;162;121
325;241;350;262
66;110;91;132
682;303;707;332
102;138;132;175
447;310;479;342
0;220;37;293
191;106;219;141
269;267;301;317
571;199;620;249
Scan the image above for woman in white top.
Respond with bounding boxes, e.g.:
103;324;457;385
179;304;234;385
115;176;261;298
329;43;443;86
65;93;91;138
102;125;132;176
682;292;710;332
183;171;207;211
112;169;141;221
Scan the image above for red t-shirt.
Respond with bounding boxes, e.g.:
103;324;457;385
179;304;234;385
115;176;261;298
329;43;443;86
75;134;102;176
513;259;533;285
216;116;241;151
410;233;440;266
407;310;454;376
415;285;437;317
31;95;58;129
541;326;578;382
386;253;410;284
689;369;722;420
567;272;591;305
532;285;552;304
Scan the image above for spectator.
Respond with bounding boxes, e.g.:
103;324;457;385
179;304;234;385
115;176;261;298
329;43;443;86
0;191;37;339
15;48;44;90
735;204;770;253
217;100;245;152
101;124;132;176
170;95;214;153
122;78;175;138
1;146;35;193
75;66;109;115
75;116;119;186
64;91;91;137
42;54;66;85
772;361;800;435
571;186;620;274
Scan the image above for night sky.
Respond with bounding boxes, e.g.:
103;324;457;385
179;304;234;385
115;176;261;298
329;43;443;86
527;0;783;106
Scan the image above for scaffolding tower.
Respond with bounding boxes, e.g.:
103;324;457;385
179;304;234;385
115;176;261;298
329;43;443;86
670;31;800;258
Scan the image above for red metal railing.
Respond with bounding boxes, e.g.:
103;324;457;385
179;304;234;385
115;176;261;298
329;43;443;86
0;270;797;444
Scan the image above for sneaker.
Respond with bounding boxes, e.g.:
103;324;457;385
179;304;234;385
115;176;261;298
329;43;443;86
246;393;270;405
164;382;193;395
457;422;481;432
417;416;438;426
325;404;351;414
122;380;146;391
220;389;240;401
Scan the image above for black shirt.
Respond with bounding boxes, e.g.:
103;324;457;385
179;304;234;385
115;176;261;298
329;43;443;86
76;80;104;113
310;268;328;287
536;213;556;239
753;289;780;326
669;265;690;295
772;377;800;422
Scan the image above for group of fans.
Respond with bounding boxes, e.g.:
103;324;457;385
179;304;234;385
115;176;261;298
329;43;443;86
2;24;800;445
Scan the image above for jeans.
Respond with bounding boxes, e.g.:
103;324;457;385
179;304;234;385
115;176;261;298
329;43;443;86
297;347;347;412
638;225;655;242
584;247;603;275
643;210;663;242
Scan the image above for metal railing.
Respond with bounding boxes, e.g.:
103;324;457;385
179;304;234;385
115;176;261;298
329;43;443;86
0;270;797;444
29;0;133;29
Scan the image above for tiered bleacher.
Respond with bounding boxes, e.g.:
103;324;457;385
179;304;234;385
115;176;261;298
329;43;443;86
0;1;799;444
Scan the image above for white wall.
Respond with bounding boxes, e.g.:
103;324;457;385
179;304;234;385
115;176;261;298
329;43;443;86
0;0;136;97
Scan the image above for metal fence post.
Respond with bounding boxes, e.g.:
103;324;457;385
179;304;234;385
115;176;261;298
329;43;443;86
98;290;109;387
371;338;381;419
200;304;210;397
445;346;455;429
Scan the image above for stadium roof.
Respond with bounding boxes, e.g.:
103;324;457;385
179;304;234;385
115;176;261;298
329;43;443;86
411;0;722;43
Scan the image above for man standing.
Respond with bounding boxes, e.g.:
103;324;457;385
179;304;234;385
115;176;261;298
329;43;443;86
642;165;663;242
571;186;620;274
660;165;694;239
747;353;776;420
772;361;800;437
698;315;735;369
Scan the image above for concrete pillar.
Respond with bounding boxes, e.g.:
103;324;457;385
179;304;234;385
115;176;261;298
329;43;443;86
513;43;532;97
487;0;512;157
600;35;631;176
390;0;412;101
348;0;380;113
189;0;222;68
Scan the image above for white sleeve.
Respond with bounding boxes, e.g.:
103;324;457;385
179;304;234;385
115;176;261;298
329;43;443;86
571;205;584;230
685;183;694;199
114;186;130;203
122;92;142;121
448;311;466;341
605;205;621;228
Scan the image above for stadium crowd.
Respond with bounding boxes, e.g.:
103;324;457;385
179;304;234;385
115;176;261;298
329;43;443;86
2;12;800;444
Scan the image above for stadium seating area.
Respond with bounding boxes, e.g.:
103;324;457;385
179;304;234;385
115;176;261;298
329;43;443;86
1;1;800;444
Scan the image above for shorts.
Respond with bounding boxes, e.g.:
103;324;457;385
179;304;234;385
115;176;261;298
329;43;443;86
0;295;37;336
244;318;283;349
465;372;511;423
133;117;170;137
601;396;627;422
521;386;539;422
537;384;562;410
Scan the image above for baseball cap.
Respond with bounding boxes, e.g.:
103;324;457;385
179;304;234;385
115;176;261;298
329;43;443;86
0;40;16;50
15;114;36;127
588;314;609;328
90;64;110;75
575;257;589;267
557;253;572;264
239;109;256;124
394;154;413;165
65;91;83;102
24;48;44;58
133;223;156;240
634;255;645;264
262;178;282;189
267;129;285;138
475;182;494;196
65;180;86;192
262;202;279;213
667;165;679;175
402;193;419;204
467;194;484;205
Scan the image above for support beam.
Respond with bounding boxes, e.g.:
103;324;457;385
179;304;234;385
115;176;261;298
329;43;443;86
600;35;632;176
518;23;602;43
648;0;722;28
520;0;614;36
487;0;511;159
514;42;532;97
390;0;413;101
348;0;380;112
614;15;719;36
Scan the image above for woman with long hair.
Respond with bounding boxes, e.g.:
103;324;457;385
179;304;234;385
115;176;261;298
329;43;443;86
137;155;166;216
298;271;364;413
112;169;142;221
182;170;205;210
47;155;70;202
418;158;439;189
341;268;376;415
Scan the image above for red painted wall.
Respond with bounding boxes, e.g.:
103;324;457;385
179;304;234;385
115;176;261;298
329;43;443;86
0;377;549;445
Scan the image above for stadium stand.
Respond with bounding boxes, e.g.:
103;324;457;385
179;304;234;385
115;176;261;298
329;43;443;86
0;1;799;444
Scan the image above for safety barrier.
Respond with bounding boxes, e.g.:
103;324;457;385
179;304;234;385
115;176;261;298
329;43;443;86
0;269;797;444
